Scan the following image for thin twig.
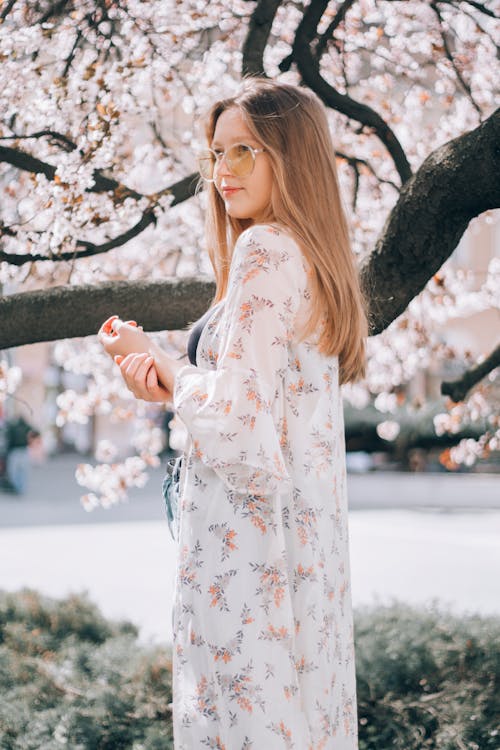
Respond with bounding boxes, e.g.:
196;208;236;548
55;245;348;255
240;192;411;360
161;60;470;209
441;343;500;402
431;2;482;117
314;0;355;61
0;0;17;21
335;150;399;191
62;28;83;77
0;130;77;151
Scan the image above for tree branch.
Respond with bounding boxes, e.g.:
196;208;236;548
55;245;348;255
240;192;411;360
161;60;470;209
0;136;199;204
459;0;498;18
441;342;500;401
314;0;355;62
0;142;144;201
336;150;399;191
360;107;500;335
450;3;500;49
0;135;200;264
0;278;216;350
62;27;83;78
290;0;413;185
38;0;71;25
241;0;283;77
0;130;77;151
0;210;156;265
0;0;18;21
431;2;482;117
0;144;57;181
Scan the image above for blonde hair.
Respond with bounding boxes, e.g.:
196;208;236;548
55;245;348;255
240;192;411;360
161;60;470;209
197;77;368;385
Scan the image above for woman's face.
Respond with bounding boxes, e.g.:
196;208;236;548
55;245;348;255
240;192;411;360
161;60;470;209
211;107;274;223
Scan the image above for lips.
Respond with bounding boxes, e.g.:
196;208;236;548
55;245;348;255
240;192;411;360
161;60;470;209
221;187;242;195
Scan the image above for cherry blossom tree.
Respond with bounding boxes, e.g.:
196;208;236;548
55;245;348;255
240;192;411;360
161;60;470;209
0;0;498;505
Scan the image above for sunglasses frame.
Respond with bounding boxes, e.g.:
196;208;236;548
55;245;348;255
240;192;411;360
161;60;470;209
197;142;266;182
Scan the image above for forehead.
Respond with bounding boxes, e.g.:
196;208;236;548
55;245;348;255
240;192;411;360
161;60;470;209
212;107;256;145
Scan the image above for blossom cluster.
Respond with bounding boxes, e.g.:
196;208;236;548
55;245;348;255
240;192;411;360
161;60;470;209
0;360;22;403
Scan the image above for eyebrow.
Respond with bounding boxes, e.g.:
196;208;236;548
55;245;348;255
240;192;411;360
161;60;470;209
210;137;258;148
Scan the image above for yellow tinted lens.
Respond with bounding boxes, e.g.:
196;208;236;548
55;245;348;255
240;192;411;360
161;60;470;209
198;151;215;180
227;144;254;177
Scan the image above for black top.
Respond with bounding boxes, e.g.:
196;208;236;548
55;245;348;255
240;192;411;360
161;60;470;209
186;303;222;366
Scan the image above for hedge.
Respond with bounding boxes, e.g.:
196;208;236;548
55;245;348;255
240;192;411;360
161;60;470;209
0;589;498;749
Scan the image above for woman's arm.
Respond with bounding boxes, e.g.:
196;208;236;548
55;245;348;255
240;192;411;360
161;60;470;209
172;224;307;496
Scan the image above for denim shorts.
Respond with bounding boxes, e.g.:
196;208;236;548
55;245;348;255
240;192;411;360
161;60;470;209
162;454;183;541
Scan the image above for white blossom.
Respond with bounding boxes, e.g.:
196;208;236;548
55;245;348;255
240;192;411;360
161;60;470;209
376;420;401;441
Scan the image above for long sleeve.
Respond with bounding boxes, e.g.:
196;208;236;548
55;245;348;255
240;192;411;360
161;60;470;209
173;223;307;496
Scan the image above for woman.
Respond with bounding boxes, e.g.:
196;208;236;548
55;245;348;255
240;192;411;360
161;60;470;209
99;78;368;749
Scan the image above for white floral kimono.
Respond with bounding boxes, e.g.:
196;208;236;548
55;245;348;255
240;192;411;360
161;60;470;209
172;223;358;749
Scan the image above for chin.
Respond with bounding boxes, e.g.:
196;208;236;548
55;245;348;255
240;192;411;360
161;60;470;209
227;205;267;222
226;208;255;220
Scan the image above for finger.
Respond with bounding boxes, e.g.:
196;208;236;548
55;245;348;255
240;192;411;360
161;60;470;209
117;353;142;383
116;354;168;402
124;320;138;327
118;352;137;366
98;315;119;337
123;352;151;381
146;363;159;390
132;355;155;386
118;362;146;398
122;355;153;397
102;314;119;329
122;356;154;400
148;364;169;397
146;365;173;400
110;318;124;334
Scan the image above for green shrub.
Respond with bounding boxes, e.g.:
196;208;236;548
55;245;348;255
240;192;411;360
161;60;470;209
0;589;498;748
0;589;173;749
355;602;500;749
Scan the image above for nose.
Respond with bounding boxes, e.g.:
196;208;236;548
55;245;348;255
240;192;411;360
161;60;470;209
214;151;232;179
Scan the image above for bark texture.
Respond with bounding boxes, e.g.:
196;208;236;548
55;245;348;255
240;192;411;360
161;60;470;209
241;0;282;77
360;108;500;335
0;278;215;350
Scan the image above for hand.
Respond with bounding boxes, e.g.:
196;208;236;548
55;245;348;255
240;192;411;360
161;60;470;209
114;352;173;404
98;315;151;358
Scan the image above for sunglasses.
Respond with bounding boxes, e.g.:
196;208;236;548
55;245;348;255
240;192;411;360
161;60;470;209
197;142;266;182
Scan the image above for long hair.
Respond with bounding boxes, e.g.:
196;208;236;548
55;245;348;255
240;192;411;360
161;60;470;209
198;77;368;385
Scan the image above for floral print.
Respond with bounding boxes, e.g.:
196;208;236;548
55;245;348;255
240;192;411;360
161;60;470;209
172;224;358;748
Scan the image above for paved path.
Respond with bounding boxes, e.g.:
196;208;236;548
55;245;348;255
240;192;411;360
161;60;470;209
0;454;498;528
1;510;498;645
